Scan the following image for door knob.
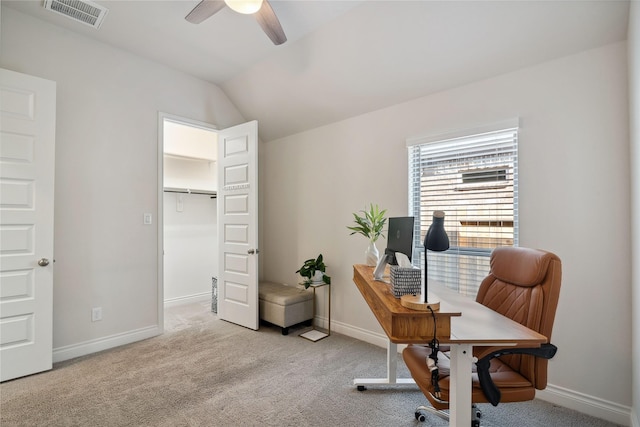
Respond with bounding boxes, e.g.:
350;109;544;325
38;258;50;267
247;249;259;255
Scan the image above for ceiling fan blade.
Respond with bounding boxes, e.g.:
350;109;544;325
254;0;287;45
185;0;226;24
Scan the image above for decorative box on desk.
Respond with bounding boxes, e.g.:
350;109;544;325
352;264;460;343
389;265;421;298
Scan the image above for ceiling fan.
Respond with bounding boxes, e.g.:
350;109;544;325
185;0;287;45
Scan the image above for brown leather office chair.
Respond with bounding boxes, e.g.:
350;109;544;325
403;247;562;426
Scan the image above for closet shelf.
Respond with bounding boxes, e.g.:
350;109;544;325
164;152;216;162
164;187;217;198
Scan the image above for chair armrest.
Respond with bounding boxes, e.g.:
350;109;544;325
475;343;558;406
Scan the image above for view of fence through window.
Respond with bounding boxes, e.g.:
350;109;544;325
408;127;518;296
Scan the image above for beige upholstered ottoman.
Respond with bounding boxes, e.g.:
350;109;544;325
259;282;313;335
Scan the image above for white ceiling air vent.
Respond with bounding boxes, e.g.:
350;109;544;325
44;0;109;29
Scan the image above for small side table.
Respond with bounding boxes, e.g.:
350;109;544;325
299;282;331;342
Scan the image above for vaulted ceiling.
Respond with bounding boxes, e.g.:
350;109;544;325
4;0;630;141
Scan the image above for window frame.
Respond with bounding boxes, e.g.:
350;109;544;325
406;119;519;296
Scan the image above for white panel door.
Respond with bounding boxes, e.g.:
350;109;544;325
0;69;56;381
217;121;258;330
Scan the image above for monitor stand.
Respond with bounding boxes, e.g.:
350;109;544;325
373;254;389;281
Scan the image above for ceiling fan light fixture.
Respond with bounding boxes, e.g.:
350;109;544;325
224;0;263;14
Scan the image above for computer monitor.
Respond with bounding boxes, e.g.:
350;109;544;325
384;216;415;265
373;216;415;281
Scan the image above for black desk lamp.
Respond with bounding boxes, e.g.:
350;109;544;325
401;210;449;311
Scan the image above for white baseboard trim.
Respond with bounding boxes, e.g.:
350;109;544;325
52;325;160;363
531;384;632;426
334;321;633;426
330;319;415;353
163;292;210;308
328;318;389;349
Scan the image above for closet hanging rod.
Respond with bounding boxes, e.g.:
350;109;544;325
163;187;217;198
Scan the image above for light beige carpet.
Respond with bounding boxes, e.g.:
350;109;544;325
0;302;621;426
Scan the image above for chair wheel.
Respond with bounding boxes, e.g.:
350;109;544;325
472;421;480;427
472;404;482;419
415;410;426;422
357;385;366;391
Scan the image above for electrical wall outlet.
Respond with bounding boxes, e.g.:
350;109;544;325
92;307;102;322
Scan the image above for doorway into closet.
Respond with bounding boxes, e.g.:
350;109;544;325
160;114;218;321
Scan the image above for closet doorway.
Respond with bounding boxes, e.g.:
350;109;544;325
160;113;218;321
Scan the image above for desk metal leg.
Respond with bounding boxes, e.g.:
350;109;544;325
449;343;473;427
353;339;416;389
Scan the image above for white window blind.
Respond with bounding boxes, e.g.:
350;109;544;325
408;126;519;296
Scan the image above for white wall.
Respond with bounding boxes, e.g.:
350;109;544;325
1;3;635;424
262;42;632;424
629;2;640;427
163;193;217;305
0;7;245;359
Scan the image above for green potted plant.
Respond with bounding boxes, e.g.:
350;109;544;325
296;254;331;288
347;203;387;266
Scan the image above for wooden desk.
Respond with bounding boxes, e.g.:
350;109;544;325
352;264;547;427
352;264;461;343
